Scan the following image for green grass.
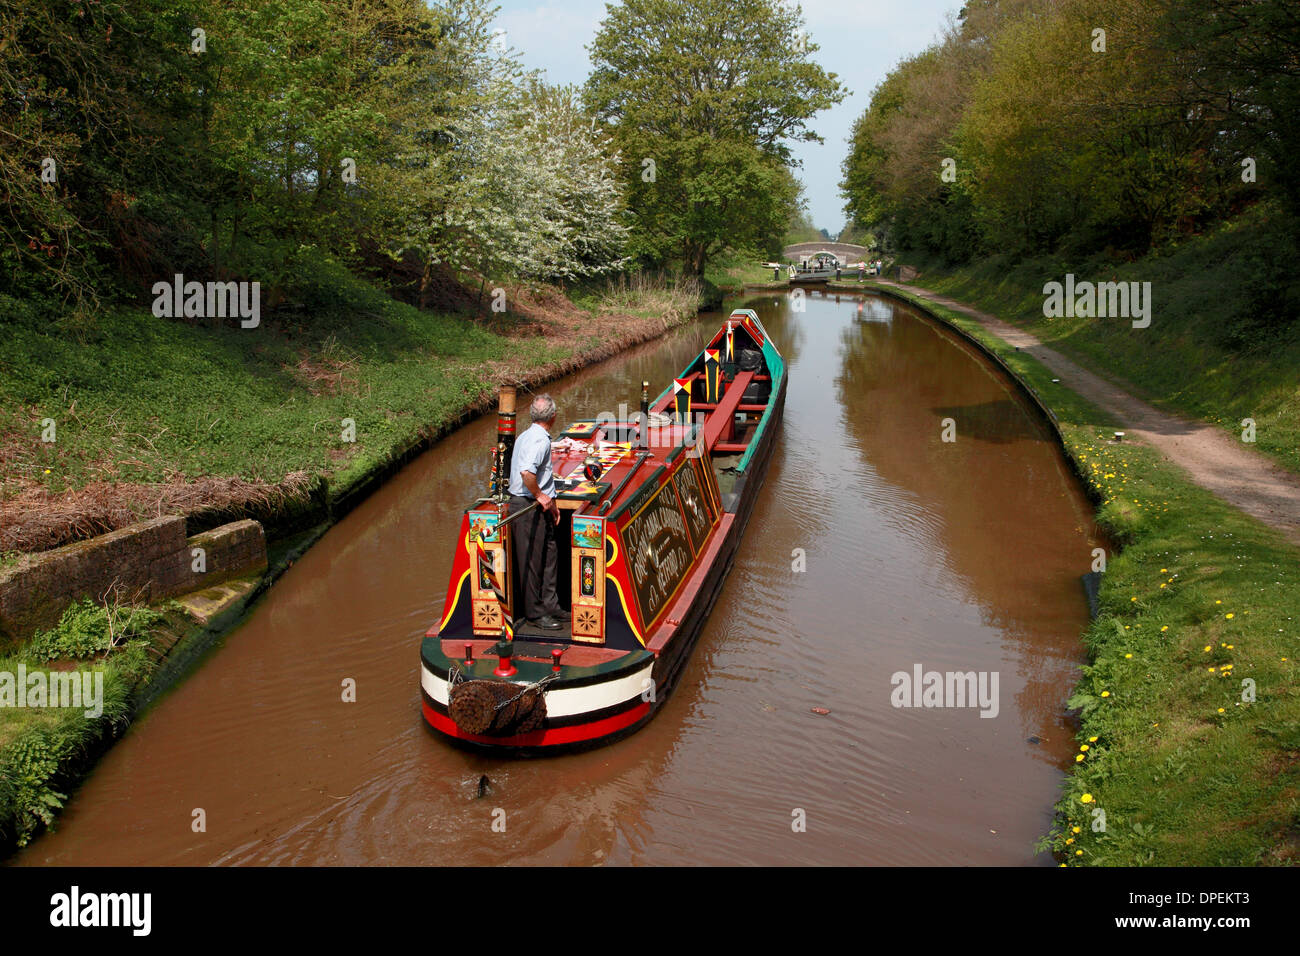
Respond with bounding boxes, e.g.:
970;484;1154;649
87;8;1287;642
0;265;573;502
0;599;158;851
895;209;1300;476
704;250;781;296
879;285;1300;865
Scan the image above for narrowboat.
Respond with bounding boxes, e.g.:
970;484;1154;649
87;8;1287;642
419;308;786;752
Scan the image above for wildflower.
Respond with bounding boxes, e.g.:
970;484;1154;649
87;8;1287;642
1076;754;1085;762
1161;626;1169;632
1072;826;1081;833
1075;850;1083;856
1125;653;1133;659
1226;613;1235;620
1081;794;1093;804
1217;708;1225;714
1101;691;1110;698
1080;744;1090;752
1088;736;1097;743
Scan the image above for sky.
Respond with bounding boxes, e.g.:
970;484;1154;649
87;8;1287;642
489;0;962;236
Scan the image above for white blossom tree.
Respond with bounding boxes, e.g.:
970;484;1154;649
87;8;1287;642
398;12;628;287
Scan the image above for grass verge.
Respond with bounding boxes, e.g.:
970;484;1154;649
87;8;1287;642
876;283;1300;866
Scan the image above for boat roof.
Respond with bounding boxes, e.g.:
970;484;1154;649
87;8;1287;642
549;421;698;518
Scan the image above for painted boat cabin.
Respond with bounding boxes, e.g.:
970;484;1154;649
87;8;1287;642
432;309;783;658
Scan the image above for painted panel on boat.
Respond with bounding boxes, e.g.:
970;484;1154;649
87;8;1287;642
620;471;696;626
673;455;715;552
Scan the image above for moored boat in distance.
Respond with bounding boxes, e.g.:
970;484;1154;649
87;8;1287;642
420;309;786;752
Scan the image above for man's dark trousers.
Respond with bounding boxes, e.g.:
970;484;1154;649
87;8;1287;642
510;494;560;621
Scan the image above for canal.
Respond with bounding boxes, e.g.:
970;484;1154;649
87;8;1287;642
15;291;1100;866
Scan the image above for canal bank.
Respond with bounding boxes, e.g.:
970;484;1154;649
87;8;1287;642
0;281;703;853
824;281;1300;865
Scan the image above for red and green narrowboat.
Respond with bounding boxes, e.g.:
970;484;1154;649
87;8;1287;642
420;309;786;752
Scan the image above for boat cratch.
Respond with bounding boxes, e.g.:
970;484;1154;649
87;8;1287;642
420;309;787;752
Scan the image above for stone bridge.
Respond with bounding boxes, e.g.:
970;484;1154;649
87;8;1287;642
781;241;873;263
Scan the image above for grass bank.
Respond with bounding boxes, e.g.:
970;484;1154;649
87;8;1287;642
893;207;1300;476
874;282;1300;865
704;250;782;297
0;599;165;851
0;263;701;555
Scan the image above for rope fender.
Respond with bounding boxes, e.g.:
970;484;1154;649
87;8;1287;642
446;665;557;736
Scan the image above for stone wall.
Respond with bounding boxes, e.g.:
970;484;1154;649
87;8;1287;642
0;516;267;649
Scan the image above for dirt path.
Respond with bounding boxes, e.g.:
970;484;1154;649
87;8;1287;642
879;281;1300;547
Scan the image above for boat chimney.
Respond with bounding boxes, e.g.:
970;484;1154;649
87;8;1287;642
497;385;517;461
640;381;650;418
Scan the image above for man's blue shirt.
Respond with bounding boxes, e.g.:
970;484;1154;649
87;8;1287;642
509;422;555;498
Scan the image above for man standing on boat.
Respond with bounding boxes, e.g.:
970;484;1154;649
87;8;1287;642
509;393;567;631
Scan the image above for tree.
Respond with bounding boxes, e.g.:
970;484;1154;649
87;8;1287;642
584;0;845;275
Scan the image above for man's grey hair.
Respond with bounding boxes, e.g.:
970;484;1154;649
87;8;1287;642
530;393;557;423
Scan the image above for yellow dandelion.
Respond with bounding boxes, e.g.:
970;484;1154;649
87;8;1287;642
1081;794;1093;804
1080;744;1090;752
1072;826;1081;833
1217;708;1225;714
1075;754;1085;762
1226;613;1234;619
1161;625;1169;632
1125;653;1133;659
1101;691;1110;698
1088;736;1097;742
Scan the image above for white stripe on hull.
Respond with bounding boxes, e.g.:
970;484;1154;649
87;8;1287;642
422;660;655;719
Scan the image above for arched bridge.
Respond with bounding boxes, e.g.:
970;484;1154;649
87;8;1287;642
781;241;873;263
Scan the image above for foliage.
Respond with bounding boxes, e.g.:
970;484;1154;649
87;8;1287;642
840;0;1297;292
0;0;633;318
585;0;845;275
25;599;163;663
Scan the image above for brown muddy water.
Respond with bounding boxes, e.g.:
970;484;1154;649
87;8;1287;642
15;291;1100;866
